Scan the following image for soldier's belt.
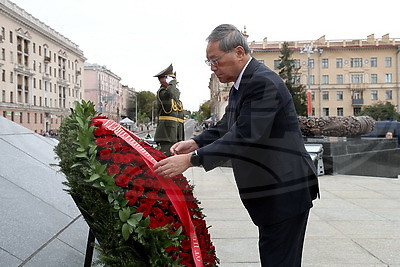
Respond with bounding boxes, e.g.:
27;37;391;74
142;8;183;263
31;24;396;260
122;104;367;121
159;116;184;123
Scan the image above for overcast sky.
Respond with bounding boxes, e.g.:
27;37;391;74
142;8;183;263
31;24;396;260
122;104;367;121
10;0;399;111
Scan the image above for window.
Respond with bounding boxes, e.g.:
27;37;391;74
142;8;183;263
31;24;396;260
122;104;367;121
386;90;392;100
34;113;37;124
258;59;264;64
10;51;13;63
385;74;392;83
322;91;329;100
385;57;392;67
10;71;13;83
351;74;363;83
311;108;315;116
27;112;30;123
1;27;4;40
9;31;13;43
371;90;378;100
308;59;314;69
39;45;41;56
2;70;5;81
370;57;377;67
33;43;36;53
292;59;300;69
337;108;343;116
337;91;343;101
274;60;280;70
353;107;361;115
322;58;329;68
10;91;13;103
2;90;5;102
311;92;315;101
322;75;329;84
19;112;23;123
292;75;301;84
370;74;377;84
309;75;315;84
33;95;36;106
323;108;329;116
351;58;362;68
336;74;343;84
336;58;343;68
1;48;5;60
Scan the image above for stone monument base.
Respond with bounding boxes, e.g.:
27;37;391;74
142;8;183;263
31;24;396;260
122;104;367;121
305;137;400;178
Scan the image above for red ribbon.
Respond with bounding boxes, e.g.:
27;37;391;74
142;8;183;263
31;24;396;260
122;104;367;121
94;119;203;266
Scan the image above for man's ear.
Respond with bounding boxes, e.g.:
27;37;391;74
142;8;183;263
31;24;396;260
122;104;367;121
234;45;246;60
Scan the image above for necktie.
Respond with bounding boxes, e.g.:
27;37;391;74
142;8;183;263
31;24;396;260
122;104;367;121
228;86;237;128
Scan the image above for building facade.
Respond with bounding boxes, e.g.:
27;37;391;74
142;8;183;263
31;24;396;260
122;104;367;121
0;0;86;134
84;63;122;121
208;73;232;121
249;34;400;117
121;84;136;121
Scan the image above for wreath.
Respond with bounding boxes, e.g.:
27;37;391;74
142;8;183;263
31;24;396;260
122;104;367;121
55;100;218;266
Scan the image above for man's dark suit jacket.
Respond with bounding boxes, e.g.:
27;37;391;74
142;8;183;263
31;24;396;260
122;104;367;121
193;58;319;226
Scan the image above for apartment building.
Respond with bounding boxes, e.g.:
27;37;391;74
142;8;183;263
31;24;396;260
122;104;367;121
84;63;122;121
249;34;400;117
0;0;86;134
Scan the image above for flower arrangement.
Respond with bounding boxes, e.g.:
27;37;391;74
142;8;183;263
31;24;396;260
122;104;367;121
55;101;218;266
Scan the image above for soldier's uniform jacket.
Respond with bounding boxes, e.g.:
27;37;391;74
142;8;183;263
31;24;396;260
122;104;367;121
154;79;184;143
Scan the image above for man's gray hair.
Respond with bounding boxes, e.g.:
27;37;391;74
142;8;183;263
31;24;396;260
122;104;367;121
207;24;250;54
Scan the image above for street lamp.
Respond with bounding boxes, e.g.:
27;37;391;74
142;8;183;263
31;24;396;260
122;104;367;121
300;44;319;117
133;92;138;128
151;100;157;126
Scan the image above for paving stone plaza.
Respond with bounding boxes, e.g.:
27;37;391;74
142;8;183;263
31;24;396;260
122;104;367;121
1;117;400;266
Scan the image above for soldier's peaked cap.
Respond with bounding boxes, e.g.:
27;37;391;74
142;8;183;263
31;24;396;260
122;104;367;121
153;64;175;78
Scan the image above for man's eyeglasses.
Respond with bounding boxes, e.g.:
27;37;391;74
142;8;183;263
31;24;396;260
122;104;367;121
205;52;227;67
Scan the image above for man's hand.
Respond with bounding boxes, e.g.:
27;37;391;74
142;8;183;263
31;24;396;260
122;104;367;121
153;153;192;178
170;139;199;155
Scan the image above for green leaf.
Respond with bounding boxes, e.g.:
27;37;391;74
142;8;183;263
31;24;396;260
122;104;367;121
119;208;131;222
126;213;143;227
88;173;100;182
170;226;182;238
70;163;82;168
89;144;97;155
76;147;85;152
121;223;130;240
76;153;88;158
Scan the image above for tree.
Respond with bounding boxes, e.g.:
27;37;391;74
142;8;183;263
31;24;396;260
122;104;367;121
358;101;400;121
278;42;307;116
193;101;211;123
135;91;156;122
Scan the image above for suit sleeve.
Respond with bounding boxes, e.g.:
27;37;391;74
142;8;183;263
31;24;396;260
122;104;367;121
197;75;283;171
192;109;229;147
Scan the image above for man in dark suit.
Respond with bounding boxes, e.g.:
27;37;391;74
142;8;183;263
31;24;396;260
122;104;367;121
154;24;319;266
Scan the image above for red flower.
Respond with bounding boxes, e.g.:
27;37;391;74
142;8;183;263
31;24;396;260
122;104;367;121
111;153;126;164
136;202;152;217
114;174;130;187
125;185;145;205
98;149;112;160
122;166;142;178
133;178;145;186
107;164;120;175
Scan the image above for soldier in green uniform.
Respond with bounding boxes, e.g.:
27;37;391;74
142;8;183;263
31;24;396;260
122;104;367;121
153;64;184;156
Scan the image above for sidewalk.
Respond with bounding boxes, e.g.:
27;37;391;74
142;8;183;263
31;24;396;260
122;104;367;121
184;167;400;267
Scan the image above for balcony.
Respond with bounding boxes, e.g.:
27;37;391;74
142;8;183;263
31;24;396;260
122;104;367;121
44;56;51;63
352;99;364;105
